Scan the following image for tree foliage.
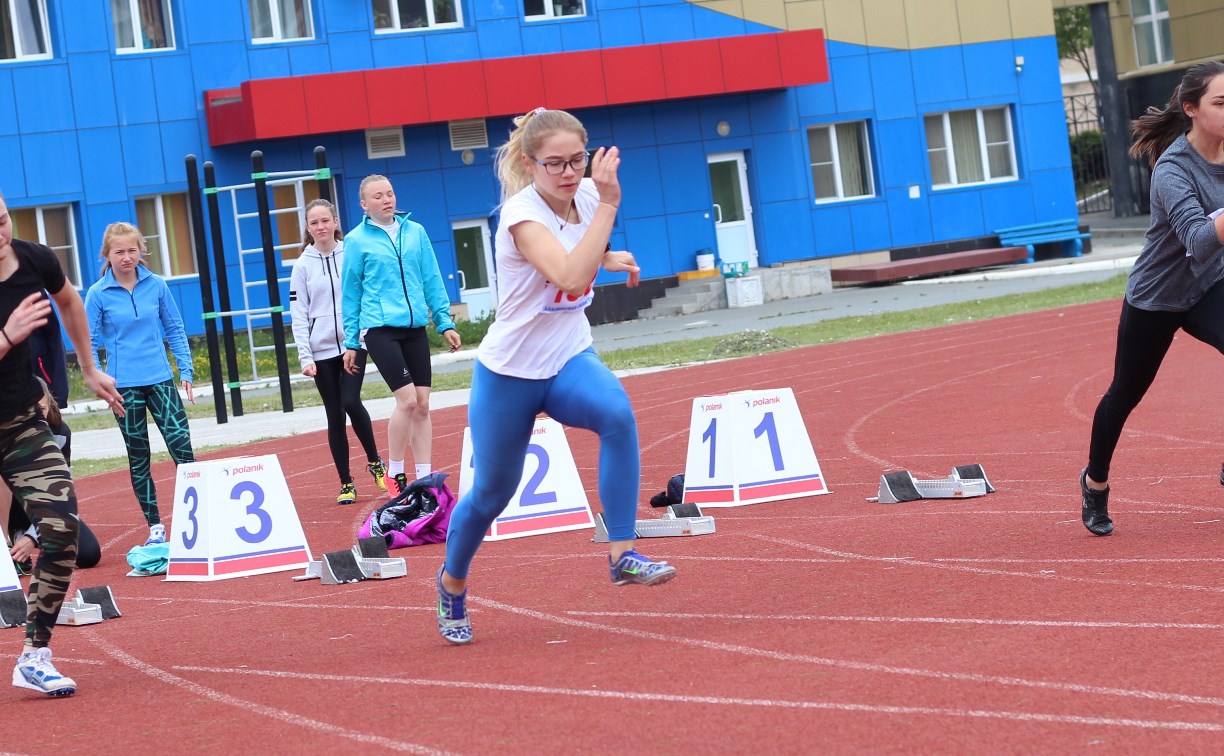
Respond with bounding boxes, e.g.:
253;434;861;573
1055;5;1098;103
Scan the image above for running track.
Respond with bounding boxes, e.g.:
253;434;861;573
9;298;1224;753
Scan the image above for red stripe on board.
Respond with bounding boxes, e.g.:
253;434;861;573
494;511;591;535
739;478;825;500
213;549;310;575
167;562;210;577
685;489;737;504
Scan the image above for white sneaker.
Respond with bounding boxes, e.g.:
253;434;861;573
12;647;76;697
145;524;167;546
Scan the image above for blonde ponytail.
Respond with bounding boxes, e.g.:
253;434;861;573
494;108;587;204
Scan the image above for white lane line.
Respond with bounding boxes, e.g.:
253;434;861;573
169;665;1224;733
751;533;1224;595
86;635;451;754
472;596;1224;709
562;611;1224;631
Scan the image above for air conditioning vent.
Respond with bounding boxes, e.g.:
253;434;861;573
449;119;488;150
366;128;405;159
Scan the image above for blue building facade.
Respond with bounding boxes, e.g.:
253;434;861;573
1;0;1076;337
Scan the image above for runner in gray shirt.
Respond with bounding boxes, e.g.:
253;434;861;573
1081;61;1224;536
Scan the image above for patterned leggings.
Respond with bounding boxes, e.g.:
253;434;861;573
0;407;77;647
117;379;196;525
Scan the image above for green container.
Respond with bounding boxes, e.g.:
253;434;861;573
720;261;749;278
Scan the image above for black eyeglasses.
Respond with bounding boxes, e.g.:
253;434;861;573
532;151;590;175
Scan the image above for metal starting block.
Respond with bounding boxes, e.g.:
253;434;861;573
592;503;716;543
0;589;27;629
54;586;122;627
293;537;407;583
872;465;994;504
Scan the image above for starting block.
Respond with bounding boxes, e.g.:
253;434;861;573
55;587;121;627
0;589;25;629
293;537;407;583
592;503;716;542
871;465;994;504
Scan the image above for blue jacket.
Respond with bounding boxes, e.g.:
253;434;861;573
84;265;194;388
341;213;455;349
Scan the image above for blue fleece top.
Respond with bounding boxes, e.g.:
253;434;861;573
341;213;455;349
84;265;194;388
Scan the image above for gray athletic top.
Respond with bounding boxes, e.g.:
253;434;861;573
1127;134;1224;311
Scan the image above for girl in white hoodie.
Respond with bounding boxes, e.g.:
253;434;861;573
290;199;386;504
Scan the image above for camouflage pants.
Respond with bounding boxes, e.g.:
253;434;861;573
0;406;77;648
117;379;195;526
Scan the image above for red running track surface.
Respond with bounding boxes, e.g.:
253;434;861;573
10;299;1224;753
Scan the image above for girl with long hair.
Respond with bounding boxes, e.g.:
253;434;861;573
434;108;675;645
1081;61;1224;535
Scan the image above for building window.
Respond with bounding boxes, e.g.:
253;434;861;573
373;0;463;31
0;0;51;61
9;205;80;286
1131;0;1171;67
272;179;336;263
135;194;196;277
112;0;174;52
807;121;874;202
524;0;585;20
250;0;313;43
924;107;1016;188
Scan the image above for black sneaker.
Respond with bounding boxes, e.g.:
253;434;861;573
1080;468;1113;536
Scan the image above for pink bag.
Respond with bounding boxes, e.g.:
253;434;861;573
359;472;457;549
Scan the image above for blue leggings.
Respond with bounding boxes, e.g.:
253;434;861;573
444;348;640;579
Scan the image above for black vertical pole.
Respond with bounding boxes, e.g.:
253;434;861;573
185;155;227;424
1089;1;1140;218
314;146;332;203
251;150;294;412
203;161;245;417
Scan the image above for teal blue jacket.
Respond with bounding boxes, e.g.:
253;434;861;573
84;265;194;388
341;213;455;349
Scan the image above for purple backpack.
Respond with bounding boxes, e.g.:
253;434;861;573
359;472;457;549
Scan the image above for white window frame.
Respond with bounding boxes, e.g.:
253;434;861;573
1131;0;1171;68
524;0;587;21
251;0;314;44
925;107;1018;189
373;0;464;33
807;121;875;203
0;0;52;62
113;0;176;53
136;193;196;279
11;204;81;287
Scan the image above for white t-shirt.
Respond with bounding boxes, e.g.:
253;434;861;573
477;178;601;379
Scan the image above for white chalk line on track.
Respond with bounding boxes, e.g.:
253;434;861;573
168;664;1224;733
84;634;451;755
563;611;1224;631
465;596;1224;712
749;533;1224;595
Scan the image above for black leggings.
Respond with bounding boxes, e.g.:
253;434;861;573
1087;281;1224;482
313;352;379;483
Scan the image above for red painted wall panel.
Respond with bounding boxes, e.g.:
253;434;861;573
303;72;369;135
602;45;665;105
541;50;605;110
778;29;829;86
246;78;308;139
205;31;829;145
364;67;430;128
660;38;725;99
484;56;545;118
720;34;783;93
425;60;489;122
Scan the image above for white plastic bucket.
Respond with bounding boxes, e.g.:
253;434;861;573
695;253;715;271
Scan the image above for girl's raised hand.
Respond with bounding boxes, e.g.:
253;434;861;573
589;146;621;208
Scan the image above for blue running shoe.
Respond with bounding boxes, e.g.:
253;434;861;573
436;566;473;645
12;647;76;697
609;549;677;586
